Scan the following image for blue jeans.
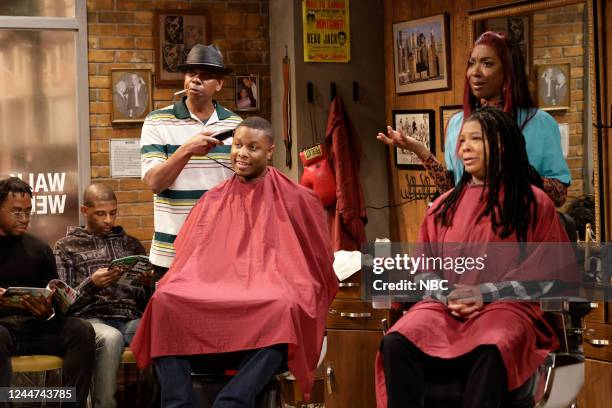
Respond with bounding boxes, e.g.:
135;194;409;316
154;344;287;408
88;318;140;408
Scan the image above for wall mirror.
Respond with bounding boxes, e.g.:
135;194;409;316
469;0;603;241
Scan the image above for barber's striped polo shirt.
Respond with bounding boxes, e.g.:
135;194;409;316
141;99;241;268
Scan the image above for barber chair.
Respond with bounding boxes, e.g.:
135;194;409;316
557;212;578;243
191;338;328;408
190;354;282;408
445;299;589;408
382;213;591;407
191;371;280;408
381;299;591;408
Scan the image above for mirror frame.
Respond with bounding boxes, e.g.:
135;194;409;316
468;0;601;241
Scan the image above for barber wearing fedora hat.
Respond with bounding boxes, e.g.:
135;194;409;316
141;44;242;276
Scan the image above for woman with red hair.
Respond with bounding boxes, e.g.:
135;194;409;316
378;31;570;206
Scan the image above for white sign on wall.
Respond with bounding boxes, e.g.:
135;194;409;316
110;138;141;178
558;123;569;159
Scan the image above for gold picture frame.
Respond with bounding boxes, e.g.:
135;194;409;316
153;9;211;87
393;110;435;169
536;63;571;111
111;68;153;124
439;105;462;153
393;13;450;94
234;75;260;112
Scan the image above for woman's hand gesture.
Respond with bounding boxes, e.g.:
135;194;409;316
376;126;430;160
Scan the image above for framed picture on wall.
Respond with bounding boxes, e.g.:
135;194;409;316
235;75;260;111
393;110;435;169
111;69;153;124
439;104;462;152
153;9;211;87
536;63;570;111
393;13;450;94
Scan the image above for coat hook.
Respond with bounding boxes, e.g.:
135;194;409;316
352;81;359;101
307;82;314;103
330;82;337;101
594;104;612;129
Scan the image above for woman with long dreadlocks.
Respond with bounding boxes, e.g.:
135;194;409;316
378;31;570;206
374;108;579;408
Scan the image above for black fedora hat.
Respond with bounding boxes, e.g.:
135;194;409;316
177;44;232;75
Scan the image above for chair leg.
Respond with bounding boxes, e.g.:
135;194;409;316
41;370;46;408
136;367;144;406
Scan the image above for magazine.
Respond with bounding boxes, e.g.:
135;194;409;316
110;255;153;287
1;287;53;312
0;279;78;314
48;279;79;313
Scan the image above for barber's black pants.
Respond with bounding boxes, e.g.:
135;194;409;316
152;265;169;282
381;332;511;408
0;316;96;407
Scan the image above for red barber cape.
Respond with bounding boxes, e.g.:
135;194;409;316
375;185;576;407
131;168;338;399
325;96;367;251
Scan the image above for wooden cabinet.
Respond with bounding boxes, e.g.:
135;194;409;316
322;272;400;408
576;298;612;408
576;359;612;407
323;329;382;407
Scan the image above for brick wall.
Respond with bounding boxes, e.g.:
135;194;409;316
532;3;587;207
87;0;270;250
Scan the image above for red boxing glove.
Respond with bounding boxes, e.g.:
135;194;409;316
299;144;337;208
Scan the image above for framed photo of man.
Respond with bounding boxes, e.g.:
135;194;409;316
393;110;435;169
536;63;570;111
111;69;153;124
153;9;211;86
235;75;260;112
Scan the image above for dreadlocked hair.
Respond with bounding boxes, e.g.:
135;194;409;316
0;177;33;206
433;107;543;242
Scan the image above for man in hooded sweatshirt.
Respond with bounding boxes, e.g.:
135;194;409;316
53;183;148;408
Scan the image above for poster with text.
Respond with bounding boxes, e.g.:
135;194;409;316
302;0;350;63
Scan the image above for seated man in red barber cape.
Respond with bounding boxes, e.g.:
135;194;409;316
130;116;338;408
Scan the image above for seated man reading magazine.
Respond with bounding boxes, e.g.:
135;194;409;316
130;117;339;407
0;177;95;407
54;183;150;408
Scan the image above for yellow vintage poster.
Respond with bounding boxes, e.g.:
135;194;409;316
302;0;350;63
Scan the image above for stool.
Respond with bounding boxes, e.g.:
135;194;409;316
117;348;149;406
11;355;63;407
121;349;136;364
11;355;63;373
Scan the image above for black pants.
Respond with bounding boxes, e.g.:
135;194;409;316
152;265;169;281
381;332;513;408
0;316;96;407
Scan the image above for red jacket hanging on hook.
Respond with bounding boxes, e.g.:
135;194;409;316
325;95;367;251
